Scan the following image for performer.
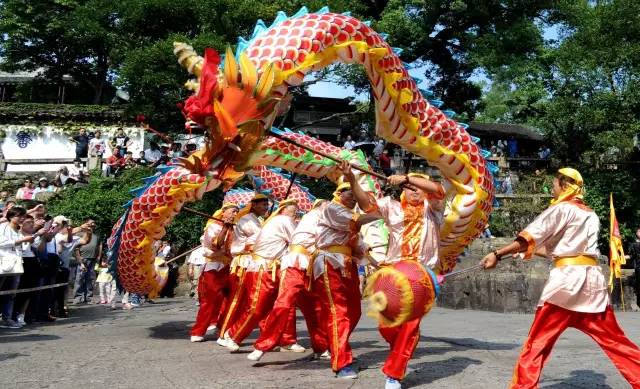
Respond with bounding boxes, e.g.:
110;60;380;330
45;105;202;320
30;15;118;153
190;203;238;342
344;163;445;389
481;168;640;389
217;194;268;347
248;199;330;361
311;181;369;379
219;199;300;352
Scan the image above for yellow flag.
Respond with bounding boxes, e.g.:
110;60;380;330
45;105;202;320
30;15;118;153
608;193;626;291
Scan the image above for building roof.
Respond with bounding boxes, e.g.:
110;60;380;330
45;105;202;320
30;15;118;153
467;122;544;141
0;70;73;84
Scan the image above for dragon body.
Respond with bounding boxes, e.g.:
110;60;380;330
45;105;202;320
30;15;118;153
110;7;493;295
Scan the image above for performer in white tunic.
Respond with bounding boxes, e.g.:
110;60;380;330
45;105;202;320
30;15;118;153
345;164;445;389
481;168;640;388
220;199;299;352
217;194;268;345
248;199;330;361
189;203;238;342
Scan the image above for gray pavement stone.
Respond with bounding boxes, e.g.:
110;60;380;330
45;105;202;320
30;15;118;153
1;298;638;389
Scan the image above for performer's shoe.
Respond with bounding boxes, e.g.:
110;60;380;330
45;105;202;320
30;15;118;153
311;350;331;360
247;349;264;361
385;377;402;389
221;332;240;352
336;365;358;379
280;343;306;353
216;337;229;348
190;335;205;342
206;324;217;334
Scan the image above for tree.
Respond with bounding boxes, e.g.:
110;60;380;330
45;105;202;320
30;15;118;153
0;0;121;104
476;0;640;243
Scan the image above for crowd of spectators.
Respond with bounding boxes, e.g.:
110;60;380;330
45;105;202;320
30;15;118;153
0;198;176;328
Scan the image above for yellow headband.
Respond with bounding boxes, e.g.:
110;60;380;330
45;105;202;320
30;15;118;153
557;168;583;186
332;183;351;204
408;172;430;180
209;202;239;226
551;168;584;205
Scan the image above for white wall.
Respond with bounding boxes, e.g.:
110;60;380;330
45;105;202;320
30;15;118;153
0;125;145;172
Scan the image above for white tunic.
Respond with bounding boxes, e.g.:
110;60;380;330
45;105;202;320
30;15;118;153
230;213;262;270
519;201;609;313
249;215;295;272
280;205;325;271
201;222;233;272
313;201;361;278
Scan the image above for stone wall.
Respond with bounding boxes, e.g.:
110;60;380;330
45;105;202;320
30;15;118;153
437;238;638;313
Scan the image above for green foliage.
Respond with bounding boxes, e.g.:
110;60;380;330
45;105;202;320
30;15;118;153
165;189;223;254
490;200;547;238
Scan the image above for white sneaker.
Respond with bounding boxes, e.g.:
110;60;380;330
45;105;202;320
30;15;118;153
16;314;26;327
0;319;21;329
190;335;205;342
206;325;217;334
320;350;331;360
247;349;264;361
216;336;229;348
281;343;306;353
385;376;402;389
221;332;240;352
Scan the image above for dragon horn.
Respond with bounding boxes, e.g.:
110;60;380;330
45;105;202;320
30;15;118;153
173;42;203;77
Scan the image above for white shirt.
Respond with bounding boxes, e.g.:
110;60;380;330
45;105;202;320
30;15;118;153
313;201;359;278
55;232;82;268
144;149;162;163
343;140;355;150
187;246;206;266
280;205;325;270
0;222;24;258
89;137;107;156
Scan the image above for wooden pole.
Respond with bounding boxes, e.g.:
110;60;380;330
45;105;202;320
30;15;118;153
182;207;232;224
164;245;203;265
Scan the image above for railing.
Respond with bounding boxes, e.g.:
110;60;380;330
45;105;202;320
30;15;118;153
0;158;88;177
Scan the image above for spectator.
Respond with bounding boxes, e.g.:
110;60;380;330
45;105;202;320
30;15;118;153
105;146;126;176
55;219;92;316
490;141;498;157
96;260;115;306
379;149;392;176
124;151;136;169
144;141;162;164
170;143;184;158
186;246;205;300
627;228;640;311
497;140;506;156
88;130;107;157
0;191;9;210
55;167;75;187
538;146;551;159
373;139;385;158
33;178;54;198
136;151;149;166
74;219;101;304
154;145;171;167
502;173;514;194
69;161;88;184
155;240;171;259
70;128;90;161
15;179;35;200
0;207;33;328
110;128;132;154
184;143;197;156
507;136;518;157
13;214;46;326
343;135;355;150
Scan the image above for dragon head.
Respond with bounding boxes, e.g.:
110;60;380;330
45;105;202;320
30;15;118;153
174;42;282;188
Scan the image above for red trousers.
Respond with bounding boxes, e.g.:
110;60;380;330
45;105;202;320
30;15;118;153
254;267;328;353
313;261;361;372
190;269;230;337
219;270;246;335
379;317;421;380
511;303;640;389
227;268;297;345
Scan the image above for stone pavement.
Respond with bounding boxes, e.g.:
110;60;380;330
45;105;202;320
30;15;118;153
1;298;638;389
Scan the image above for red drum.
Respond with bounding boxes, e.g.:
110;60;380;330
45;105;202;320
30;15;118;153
365;260;440;327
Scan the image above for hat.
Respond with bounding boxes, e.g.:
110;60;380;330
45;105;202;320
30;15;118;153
250;193;269;202
53;215;69;224
38;177;48;182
